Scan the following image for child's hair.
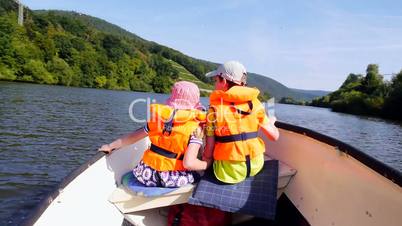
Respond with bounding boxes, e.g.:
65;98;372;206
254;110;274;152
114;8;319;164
218;76;245;89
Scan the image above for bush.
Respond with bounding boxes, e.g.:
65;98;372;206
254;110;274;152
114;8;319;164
94;75;107;88
0;64;16;80
383;71;402;119
258;91;272;102
23;59;55;84
47;57;73;85
151;75;172;93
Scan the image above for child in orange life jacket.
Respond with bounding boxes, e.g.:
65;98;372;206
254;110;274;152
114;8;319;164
99;81;211;187
203;61;280;184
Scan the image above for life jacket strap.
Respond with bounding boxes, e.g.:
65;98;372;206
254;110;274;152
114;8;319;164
245;155;251;177
215;131;258;143
149;144;184;160
163;109;177;135
230;101;253;115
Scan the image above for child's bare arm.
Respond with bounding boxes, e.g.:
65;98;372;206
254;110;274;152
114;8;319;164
183;126;212;170
183;143;210;170
99;127;147;154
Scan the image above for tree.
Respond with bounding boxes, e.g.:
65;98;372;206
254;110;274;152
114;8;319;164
78;50;100;87
46;57;73;85
383;70;402;119
363;64;383;95
102;34;124;61
150;54;179;79
57;15;87;37
258;91;272;102
309;64;390;118
0;16;15;56
151;75;172;93
53;34;74;62
35;35;56;62
340;73;363;90
23;59;55;84
0;63;16;80
95;75;107;88
0;7;217;95
0;0;18;15
331;90;367;114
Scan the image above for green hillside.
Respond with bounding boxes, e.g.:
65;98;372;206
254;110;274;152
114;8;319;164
34;10;219;83
35;10;147;42
0;0;326;101
170;60;214;91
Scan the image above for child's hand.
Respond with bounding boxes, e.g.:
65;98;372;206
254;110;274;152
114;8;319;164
98;144;114;154
269;116;277;125
261;116;280;141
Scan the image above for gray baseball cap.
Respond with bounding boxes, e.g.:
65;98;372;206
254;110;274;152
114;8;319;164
206;61;247;85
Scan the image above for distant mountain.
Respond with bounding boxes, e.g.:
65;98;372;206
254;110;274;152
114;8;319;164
247;73;328;101
290;88;331;100
291;88;330;97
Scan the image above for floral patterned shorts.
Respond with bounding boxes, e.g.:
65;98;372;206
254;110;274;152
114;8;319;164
133;161;199;188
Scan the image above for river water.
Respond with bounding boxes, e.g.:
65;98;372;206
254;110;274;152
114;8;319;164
0;81;401;225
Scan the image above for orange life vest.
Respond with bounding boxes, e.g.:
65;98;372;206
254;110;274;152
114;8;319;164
209;86;265;161
142;104;206;171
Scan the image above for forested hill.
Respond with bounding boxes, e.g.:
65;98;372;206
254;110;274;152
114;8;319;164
0;0;325;101
311;64;402;120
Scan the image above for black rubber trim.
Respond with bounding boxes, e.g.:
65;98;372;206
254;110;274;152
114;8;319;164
231;101;253;115
276;121;402;187
21;151;106;226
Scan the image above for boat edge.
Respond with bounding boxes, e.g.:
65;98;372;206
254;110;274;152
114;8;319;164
276;121;402;187
20;151;106;226
21;121;402;225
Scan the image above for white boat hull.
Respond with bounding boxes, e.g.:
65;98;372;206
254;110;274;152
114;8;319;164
263;127;402;226
25;123;402;226
31;138;150;226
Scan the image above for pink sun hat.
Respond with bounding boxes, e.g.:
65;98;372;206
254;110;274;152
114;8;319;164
166;81;203;110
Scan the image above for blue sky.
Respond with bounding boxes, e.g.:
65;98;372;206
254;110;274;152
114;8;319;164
22;0;402;91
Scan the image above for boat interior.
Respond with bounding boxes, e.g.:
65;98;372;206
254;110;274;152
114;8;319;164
109;154;301;226
25;124;401;226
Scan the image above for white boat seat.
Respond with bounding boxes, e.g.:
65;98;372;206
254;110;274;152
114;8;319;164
109;184;194;214
109;159;296;215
